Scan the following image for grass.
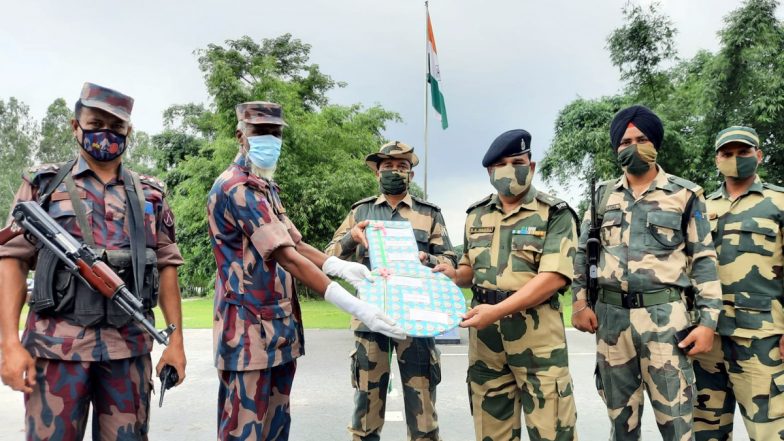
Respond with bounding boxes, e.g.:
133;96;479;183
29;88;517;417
22;289;574;330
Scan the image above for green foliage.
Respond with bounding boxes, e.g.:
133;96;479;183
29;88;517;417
38;98;74;164
161;34;399;291
543;0;784;196
0;98;37;217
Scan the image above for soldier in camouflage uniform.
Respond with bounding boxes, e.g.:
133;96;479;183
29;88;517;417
325;141;457;441
435;129;579;441
0;83;187;440
692;126;784;441
208;102;404;441
572;105;723;441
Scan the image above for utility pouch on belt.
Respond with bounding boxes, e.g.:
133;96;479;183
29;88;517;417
31;248;158;328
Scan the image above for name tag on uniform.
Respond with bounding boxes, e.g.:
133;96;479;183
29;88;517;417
469;227;494;234
605;204;621;211
512;227;545;237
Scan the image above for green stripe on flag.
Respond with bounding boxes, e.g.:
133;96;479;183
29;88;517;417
428;73;448;129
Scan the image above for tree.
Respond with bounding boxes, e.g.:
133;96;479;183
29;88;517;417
38;98;74;164
0;98;38;217
161;35;399;291
542;0;784;198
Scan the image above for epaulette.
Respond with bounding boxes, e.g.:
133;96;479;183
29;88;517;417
667;175;704;197
536;191;578;222
351;195;379;209
466;194;493;213
706;189;723;200
139;174;166;193
411;195;441;211
762;182;784;193
597;178;615;190
26;163;62;186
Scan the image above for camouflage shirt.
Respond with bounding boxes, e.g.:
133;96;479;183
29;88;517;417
459;186;577;293
325;193;457;331
208;153;304;371
572;166;722;329
706;176;784;338
0;156;183;361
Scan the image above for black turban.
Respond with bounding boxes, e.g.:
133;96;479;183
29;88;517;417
609;105;664;151
482;129;532;167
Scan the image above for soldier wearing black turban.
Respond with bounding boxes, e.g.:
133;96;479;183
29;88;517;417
609;104;664;151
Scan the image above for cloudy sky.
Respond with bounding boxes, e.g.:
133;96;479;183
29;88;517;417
0;0;765;243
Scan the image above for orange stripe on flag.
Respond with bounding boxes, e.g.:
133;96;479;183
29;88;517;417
427;12;438;53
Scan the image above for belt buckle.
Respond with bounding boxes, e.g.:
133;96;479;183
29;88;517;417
624;292;641;308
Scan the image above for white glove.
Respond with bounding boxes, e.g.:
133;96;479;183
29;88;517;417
322;256;373;290
324;282;406;340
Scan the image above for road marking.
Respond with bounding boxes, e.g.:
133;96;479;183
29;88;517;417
441;352;596;356
385;411;404;422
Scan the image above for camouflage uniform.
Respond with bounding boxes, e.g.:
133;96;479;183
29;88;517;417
573;166;723;441
325;142;457;441
692;176;784;441
0;84;183;441
208;102;303;441
461;187;578;441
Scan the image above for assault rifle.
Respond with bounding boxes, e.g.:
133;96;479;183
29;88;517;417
1;201;176;345
586;177;601;308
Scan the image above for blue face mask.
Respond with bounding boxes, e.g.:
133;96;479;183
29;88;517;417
247;135;282;169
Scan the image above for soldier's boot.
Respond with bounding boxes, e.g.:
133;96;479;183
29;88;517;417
398;337;441;441
693;336;735;441
217;361;297;441
727;335;784;441
349;332;391;441
91;355;153;440
25;358;92;441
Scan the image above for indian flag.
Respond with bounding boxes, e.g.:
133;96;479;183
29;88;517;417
427;10;448;129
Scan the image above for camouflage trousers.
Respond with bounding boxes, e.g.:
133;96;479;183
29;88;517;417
467;301;577;441
349;331;441;441
693;333;784;441
217;361;297;441
24;354;152;441
594;300;695;441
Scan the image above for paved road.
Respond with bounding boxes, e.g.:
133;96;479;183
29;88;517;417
0;329;749;440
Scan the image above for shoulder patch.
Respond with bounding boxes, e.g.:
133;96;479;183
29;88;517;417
466;194;494;214
411;195;441;211
351;195;379;209
762;182;784;193
667;174;704;196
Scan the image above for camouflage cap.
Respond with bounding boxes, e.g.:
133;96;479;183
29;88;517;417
235;101;288;126
79;82;134;122
365;141;420;171
715;126;760;151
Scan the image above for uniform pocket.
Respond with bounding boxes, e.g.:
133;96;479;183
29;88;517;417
645;210;684;249
600;210;623;246
511;234;543;271
467;236;492;269
258;299;298;351
737;217;777;256
769;370;784;419
734;294;773;330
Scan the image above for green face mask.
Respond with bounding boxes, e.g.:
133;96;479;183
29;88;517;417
617;142;657;176
379;170;410;195
717;155;758;179
490;163;533;197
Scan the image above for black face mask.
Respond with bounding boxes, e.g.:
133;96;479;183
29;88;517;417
379;170;410;195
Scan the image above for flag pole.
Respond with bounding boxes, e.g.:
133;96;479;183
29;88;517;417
423;1;430;200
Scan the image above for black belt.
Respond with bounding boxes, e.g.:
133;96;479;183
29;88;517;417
471;285;514;305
